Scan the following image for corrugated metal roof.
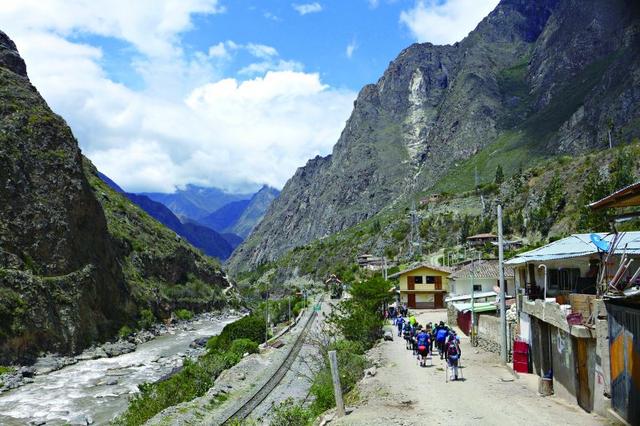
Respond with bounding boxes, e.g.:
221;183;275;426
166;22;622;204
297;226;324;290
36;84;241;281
445;291;497;302
505;232;640;265
450;260;515;279
452;302;497;313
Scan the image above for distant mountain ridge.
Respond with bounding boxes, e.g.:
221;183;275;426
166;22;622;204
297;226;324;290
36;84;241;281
99;177;234;260
199;185;280;239
141;185;253;220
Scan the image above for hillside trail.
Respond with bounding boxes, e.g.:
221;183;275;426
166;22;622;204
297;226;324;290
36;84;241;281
332;310;612;426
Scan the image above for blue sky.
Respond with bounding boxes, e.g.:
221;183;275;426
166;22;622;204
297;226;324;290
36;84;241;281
1;0;498;193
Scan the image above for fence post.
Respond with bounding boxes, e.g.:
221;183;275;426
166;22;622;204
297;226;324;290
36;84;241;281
328;350;345;417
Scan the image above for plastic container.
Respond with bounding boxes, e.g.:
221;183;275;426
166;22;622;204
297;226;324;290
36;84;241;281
514;360;529;373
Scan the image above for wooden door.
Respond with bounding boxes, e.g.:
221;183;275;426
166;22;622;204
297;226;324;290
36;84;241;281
435;276;442;290
576;337;592;412
408;276;415;290
408;293;416;308
434;293;443;309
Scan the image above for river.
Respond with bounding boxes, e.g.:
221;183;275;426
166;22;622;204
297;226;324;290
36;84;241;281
0;316;233;425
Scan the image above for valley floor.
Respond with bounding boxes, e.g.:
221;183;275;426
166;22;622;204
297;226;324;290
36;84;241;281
328;310;614;426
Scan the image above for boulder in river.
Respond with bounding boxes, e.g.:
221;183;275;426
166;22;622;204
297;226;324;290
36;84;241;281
190;336;210;348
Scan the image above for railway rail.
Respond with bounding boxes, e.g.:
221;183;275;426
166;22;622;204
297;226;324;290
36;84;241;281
220;300;321;424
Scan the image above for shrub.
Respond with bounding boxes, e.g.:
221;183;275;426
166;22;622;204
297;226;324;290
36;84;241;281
207;314;266;352
270;398;313;426
229;338;259;357
137;308;156;330
118;325;133;339
175;309;193;321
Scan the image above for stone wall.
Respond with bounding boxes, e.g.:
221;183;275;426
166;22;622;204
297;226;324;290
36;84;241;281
476;313;518;360
447;303;457;326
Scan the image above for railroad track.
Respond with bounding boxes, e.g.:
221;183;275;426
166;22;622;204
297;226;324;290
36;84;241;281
220;301;321;424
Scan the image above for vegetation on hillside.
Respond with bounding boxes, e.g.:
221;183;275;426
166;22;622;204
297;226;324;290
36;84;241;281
233;141;640;290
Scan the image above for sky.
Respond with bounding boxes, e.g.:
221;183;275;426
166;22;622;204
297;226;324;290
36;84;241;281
0;0;499;193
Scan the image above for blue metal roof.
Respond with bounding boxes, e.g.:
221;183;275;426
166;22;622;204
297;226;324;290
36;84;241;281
505;232;640;265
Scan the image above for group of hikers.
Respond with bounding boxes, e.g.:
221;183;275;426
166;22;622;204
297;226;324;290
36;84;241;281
391;308;462;381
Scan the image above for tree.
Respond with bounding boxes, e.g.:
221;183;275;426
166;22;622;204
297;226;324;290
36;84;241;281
495;165;505;185
609;150;635;192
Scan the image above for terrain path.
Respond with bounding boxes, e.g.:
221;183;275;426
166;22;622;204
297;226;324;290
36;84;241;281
333;310;613;426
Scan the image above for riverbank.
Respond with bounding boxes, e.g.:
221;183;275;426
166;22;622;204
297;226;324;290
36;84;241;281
0;310;243;394
0;311;241;425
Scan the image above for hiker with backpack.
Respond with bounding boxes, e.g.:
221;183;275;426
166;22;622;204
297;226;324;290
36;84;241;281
445;332;462;380
396;315;405;337
415;327;430;367
403;322;413;350
435;324;449;359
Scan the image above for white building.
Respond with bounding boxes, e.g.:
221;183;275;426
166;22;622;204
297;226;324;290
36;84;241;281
449;259;515;297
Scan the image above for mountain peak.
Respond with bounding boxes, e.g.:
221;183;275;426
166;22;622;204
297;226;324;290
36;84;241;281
0;30;27;77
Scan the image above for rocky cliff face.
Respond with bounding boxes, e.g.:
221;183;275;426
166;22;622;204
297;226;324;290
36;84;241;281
0;31;132;362
0;32;232;363
229;0;640;273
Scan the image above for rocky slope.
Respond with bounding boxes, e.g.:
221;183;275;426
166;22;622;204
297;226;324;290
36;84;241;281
228;185;280;239
0;31;232;363
0;31;132;362
229;0;640;274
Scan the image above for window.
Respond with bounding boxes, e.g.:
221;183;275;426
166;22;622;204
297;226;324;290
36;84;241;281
473;284;482;292
426;276;436;284
548;268;580;291
413;276;423;284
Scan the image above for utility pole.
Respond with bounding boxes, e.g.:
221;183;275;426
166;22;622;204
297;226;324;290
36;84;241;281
498;205;507;364
470;252;476;346
383;257;388;281
265;280;269;344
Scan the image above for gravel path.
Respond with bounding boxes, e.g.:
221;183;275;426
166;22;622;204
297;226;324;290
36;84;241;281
330;310;613;426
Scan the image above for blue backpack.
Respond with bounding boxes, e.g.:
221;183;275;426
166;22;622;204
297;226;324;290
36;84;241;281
416;333;429;346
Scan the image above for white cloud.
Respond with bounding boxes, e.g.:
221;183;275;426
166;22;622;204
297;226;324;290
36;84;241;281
0;1;356;193
346;39;358;59
245;43;278;59
292;2;323;15
400;0;499;45
367;0;380;8
208;42;229;58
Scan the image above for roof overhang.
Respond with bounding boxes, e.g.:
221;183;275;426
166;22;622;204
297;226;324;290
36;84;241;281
589;181;640;210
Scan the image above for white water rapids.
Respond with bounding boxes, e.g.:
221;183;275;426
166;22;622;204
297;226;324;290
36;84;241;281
0;316;233;425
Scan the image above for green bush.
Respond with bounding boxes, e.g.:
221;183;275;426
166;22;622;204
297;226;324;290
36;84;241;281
0;366;15;375
270;398;313;426
175;309;193;321
118;325;133;339
293;301;305;317
137;308;156;330
309;339;367;416
229;338;259;356
207;314;266;353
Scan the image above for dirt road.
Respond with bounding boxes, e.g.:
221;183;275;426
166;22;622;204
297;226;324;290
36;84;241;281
332;310;613;426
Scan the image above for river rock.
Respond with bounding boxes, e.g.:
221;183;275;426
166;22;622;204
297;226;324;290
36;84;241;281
19;366;36;378
106;379;118;386
190;337;209;348
102;341;135;357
